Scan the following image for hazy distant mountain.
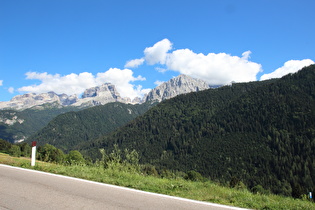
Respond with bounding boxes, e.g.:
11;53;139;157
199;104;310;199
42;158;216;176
0;75;212;143
0;75;211;111
0;92;78;110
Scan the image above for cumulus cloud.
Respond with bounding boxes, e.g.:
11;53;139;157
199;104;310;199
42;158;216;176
0;80;3;86
18;68;147;99
19;72;96;96
96;68;146;99
126;39;172;68
125;58;145;68
165;49;262;85
15;39;314;101
144;38;172;65
260;59;315;80
127;38;262;85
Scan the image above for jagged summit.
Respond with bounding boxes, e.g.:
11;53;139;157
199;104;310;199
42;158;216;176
145;74;210;102
71;83;136;108
0;83;126;110
0;91;78;110
0;75;211;110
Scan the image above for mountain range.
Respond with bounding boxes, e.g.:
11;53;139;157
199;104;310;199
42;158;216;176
0;74;211;111
0;74;211;143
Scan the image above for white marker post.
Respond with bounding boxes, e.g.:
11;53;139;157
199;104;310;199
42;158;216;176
31;141;37;166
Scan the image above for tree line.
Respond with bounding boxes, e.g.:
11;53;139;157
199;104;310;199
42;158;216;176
0;139;85;165
0;138;206;183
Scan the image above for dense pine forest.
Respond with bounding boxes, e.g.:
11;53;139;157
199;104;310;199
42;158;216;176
79;65;315;197
29;102;155;151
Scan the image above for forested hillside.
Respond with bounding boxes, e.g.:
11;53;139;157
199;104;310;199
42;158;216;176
0;103;79;143
80;65;315;196
30;102;155;151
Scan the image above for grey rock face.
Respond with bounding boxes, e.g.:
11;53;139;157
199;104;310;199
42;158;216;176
0;75;211;110
145;74;210;102
0;92;78;110
72;83;129;108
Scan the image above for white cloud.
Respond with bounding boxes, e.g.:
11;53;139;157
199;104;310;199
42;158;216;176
0;80;3;86
124;39;172;69
260;59;315;80
18;68;147;99
155;67;167;73
128;39;262;85
144;38;172;65
154;80;165;86
241;51;251;60
8;87;14;93
19;72;96;96
124;58;145;68
165;49;262;85
96;68;146;99
135;85;151;97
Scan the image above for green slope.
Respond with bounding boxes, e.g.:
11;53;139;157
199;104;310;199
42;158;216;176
0;103;79;143
30;102;155;152
80;64;315;196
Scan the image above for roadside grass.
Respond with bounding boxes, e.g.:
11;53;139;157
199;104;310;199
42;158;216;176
1;153;314;210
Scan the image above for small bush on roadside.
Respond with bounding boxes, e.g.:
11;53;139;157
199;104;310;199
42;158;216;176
9;145;21;157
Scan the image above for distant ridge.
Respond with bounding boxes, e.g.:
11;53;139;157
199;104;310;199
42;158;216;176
0;92;78;110
0;75;212;110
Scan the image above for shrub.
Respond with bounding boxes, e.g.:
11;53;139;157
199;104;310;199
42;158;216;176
0;139;11;153
251;185;269;195
185;170;204;181
66;150;85;165
9;145;21;157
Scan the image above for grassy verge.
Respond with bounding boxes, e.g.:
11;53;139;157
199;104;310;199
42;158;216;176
1;153;314;210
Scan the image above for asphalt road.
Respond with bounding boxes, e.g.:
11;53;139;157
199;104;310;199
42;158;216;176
0;164;247;210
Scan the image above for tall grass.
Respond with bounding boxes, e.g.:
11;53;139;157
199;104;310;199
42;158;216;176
0;153;314;210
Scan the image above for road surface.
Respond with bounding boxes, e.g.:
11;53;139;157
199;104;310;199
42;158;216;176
0;164;247;210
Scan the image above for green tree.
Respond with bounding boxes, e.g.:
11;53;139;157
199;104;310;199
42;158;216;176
125;149;139;166
37;144;65;163
292;183;303;199
66;150;85;165
19;143;31;157
0;139;11;153
9;145;21;157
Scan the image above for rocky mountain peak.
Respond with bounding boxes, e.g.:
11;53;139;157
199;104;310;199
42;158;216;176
0;92;79;110
0;75;212;110
145;74;210;102
82;83;117;99
72;83;125;107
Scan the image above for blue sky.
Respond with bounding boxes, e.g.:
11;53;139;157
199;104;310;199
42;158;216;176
0;0;314;102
